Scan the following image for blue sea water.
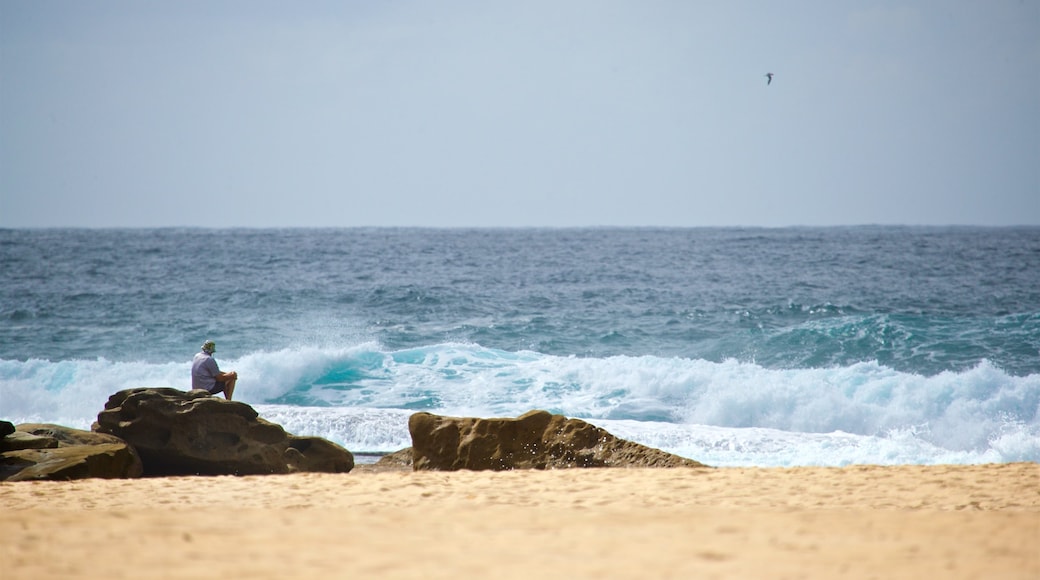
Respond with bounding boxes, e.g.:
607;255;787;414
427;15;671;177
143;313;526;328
1;227;1038;466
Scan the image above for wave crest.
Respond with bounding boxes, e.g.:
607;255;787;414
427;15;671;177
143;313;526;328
2;344;1037;465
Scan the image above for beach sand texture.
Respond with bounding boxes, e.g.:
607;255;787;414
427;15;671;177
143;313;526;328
3;463;1038;579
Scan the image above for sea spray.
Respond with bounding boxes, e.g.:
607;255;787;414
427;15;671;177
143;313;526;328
2;344;1036;466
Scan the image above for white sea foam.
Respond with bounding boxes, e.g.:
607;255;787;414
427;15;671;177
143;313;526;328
2;343;1037;466
251;406;1019;467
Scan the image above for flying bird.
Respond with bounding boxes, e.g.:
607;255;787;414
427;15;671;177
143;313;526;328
765;72;774;85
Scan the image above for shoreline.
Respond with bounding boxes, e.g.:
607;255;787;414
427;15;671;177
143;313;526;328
3;463;1037;578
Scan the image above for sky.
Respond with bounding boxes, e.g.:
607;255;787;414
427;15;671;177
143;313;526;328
1;1;1038;228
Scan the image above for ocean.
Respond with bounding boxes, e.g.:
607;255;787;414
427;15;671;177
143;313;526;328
2;226;1038;467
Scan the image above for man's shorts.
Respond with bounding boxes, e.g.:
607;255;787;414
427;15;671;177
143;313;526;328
207;380;227;395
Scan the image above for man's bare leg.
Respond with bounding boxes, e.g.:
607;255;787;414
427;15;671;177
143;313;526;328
224;378;237;400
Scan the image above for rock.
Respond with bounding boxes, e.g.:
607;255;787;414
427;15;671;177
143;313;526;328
93;388;354;476
349;448;414;474
15;423;127;447
368;448;414;472
0;453;33;481
408;410;708;471
0;431;60;452
377;448;415;468
1;424;143;481
285;436;355;473
2;443;143;482
1;420;15;438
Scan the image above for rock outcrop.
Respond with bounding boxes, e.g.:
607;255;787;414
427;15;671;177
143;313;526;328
1;423;143;481
93;388;354;476
16;423;130;447
375;448;415;470
408;410;708;471
1;430;59;451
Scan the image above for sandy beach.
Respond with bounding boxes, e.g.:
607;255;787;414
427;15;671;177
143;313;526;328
2;462;1038;579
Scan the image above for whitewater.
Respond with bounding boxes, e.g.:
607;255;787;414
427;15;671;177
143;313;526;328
2;227;1038;466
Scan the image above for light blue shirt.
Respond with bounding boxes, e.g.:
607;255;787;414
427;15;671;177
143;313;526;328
191;351;220;391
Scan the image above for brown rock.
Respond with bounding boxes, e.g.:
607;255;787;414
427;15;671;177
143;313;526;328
285;436;356;473
408;410;708;471
16;423;127;447
378;447;415;468
1;423;144;481
1;431;59;452
348;449;414;474
2;443;143;481
94;388;354;476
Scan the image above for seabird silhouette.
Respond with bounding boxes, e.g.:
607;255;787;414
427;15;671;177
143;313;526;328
765;72;774;85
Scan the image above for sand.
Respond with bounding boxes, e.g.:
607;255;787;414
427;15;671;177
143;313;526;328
2;462;1038;579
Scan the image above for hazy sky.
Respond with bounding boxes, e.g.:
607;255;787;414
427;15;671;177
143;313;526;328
2;1;1038;227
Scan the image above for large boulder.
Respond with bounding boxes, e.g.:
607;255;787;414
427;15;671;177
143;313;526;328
1;423;143;481
93;388;354;476
408;410;708;471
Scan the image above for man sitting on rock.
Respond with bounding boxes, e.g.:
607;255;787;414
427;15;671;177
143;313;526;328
191;340;238;400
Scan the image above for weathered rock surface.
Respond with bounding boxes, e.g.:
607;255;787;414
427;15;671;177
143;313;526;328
376;448;415;470
16;423;127;447
378;447;415;468
93;388;354;476
408;410;708;471
1;423;143;481
1;431;60;452
2;444;143;482
285;436;357;473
